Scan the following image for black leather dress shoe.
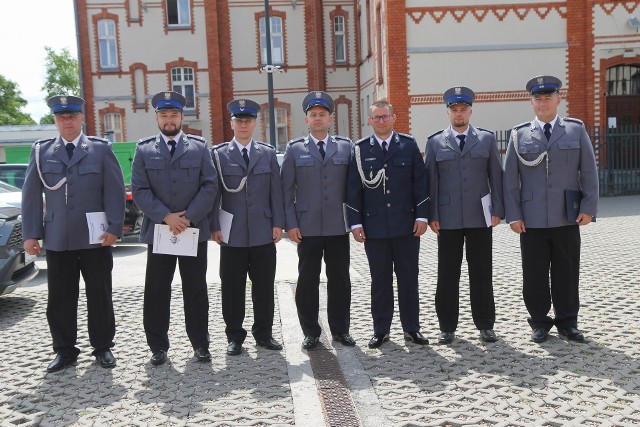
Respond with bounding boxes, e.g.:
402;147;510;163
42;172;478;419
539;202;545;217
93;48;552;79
332;333;356;346
46;354;77;373
194;348;212;362
479;329;498;343
558;327;585;342
368;333;390;349
256;337;283;350
227;341;242;356
531;328;549;343
95;350;116;368
302;336;319;350
404;331;429;345
438;331;455;344
150;350;167;366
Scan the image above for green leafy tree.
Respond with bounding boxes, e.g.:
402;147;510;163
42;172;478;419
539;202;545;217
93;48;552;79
0;75;36;125
40;46;81;124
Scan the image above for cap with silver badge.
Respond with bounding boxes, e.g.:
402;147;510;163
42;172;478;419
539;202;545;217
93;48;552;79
47;95;85;115
526;75;562;95
443;86;475;107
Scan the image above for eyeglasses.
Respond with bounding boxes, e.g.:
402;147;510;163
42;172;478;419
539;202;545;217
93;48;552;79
370;115;392;123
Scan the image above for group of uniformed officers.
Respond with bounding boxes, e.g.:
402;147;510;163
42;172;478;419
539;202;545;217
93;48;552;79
22;73;598;373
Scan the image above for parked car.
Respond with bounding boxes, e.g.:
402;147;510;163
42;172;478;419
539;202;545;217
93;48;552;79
0;163;142;238
0;201;39;297
0;181;22;208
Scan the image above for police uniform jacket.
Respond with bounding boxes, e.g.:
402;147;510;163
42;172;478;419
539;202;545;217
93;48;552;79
132;133;217;244
425;125;504;229
281;134;352;236
346;131;428;239
503;117;598;228
21;134;126;251
210;140;285;247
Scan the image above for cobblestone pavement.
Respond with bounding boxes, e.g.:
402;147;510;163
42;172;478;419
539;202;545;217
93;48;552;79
0;195;639;426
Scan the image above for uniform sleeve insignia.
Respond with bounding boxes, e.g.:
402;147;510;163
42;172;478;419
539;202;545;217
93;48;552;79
427;129;444;139
87;136;109;143
564;117;584;125
186;134;207;143
476;127;494;134
138;136;156;144
257;141;275;150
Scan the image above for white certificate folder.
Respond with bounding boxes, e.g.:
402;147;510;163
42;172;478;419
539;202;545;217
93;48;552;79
86;212;108;244
153;224;200;257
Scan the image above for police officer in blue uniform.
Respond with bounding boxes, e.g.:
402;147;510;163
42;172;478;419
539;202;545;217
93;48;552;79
503;76;598;343
281;91;355;350
425;87;504;344
132;91;218;365
22;95;126;372
210;99;285;356
346;99;430;348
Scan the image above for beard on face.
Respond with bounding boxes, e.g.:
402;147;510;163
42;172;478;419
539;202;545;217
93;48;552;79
159;124;181;137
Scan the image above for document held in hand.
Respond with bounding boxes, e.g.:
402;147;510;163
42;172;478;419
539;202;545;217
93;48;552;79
153;224;200;257
86;211;108;244
218;208;233;244
481;194;492;227
565;189;596;223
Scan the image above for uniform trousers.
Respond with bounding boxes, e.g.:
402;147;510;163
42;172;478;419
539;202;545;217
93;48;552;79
435;227;495;332
46;247;115;357
295;234;351;337
143;241;209;352
364;235;421;334
220;243;276;343
520;225;581;331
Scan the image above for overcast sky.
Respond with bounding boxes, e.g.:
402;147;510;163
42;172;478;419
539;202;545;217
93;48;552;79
3;1;77;122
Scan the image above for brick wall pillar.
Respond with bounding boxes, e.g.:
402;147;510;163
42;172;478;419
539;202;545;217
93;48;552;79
305;0;326;91
384;0;410;134
205;0;232;144
566;0;595;127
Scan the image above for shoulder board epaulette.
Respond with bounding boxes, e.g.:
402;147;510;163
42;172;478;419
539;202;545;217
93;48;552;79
397;132;415;140
513;122;529;130
288;136;305;145
564;117;584;125
427;129;445;139
35;137;55;144
355;137;369;145
87;136;109;143
256;141;275;150
211;142;229;151
476;127;494;134
334;135;351;142
186;134;206;142
138;136;156;144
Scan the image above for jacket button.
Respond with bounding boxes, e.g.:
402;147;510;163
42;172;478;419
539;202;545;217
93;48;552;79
386;190;390;194
387;203;391;207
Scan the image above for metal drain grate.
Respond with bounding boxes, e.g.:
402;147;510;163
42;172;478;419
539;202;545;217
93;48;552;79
308;346;361;427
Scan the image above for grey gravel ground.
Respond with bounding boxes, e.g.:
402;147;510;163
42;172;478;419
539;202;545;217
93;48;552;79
1;195;638;426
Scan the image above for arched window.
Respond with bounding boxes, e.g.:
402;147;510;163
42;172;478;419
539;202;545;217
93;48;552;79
606;65;640;96
97;19;118;69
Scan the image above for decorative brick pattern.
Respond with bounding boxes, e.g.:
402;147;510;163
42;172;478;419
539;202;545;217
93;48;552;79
595;0;640;14
129;63;149;113
334;95;353;137
98;104;126;141
566;0;595;126
305;0;326;91
406;2;568;24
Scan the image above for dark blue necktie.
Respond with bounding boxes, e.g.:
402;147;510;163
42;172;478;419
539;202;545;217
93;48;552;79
242;147;249;165
168;140;176;157
65;143;75;159
457;134;466;151
382;140;388;157
318;140;325;159
544;123;552;141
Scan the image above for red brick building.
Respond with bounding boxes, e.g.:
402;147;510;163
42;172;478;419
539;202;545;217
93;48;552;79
76;0;640;147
